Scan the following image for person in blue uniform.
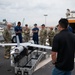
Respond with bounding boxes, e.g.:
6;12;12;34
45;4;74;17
32;24;39;44
14;21;22;43
68;25;73;32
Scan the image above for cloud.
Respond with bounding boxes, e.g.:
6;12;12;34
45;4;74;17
0;0;75;26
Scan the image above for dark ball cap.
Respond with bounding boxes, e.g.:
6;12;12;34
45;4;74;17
18;21;21;24
41;24;45;26
25;24;28;26
34;23;37;26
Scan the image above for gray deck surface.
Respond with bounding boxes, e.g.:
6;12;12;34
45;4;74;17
0;46;75;75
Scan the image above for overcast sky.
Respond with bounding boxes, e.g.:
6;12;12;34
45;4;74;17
0;0;75;27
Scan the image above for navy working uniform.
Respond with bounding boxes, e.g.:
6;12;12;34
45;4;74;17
15;25;22;43
68;26;73;32
32;24;39;44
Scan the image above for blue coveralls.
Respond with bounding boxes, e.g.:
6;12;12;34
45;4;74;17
14;26;22;43
32;27;39;44
68;26;73;32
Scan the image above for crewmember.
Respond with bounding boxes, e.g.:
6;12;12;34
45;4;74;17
3;23;12;59
23;24;30;42
68;25;73;32
40;24;47;46
32;23;39;44
54;25;59;36
14;21;22;43
48;27;55;46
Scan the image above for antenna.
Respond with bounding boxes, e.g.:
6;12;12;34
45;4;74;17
16;35;20;46
22;18;25;26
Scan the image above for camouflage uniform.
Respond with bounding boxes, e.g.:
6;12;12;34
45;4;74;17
40;28;47;45
23;28;30;42
48;29;55;46
54;27;60;36
3;27;12;58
